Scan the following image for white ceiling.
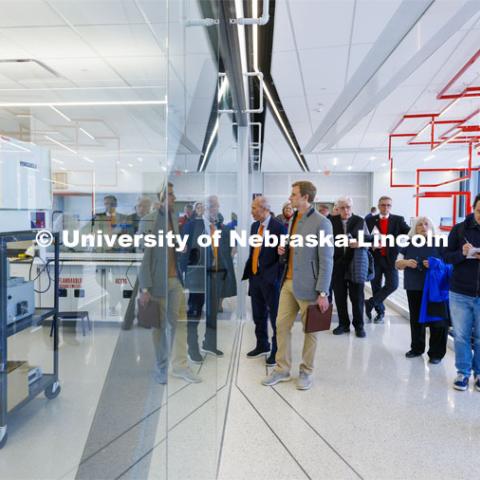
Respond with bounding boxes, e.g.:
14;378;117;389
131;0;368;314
0;0;480;182
268;0;480;172
0;0;215;182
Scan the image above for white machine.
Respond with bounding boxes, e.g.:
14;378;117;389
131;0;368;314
6;277;35;324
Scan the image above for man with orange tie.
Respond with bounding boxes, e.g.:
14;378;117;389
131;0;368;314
242;197;287;366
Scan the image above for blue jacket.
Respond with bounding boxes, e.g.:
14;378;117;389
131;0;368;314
242;216;286;287
419;257;452;324
443;213;480;297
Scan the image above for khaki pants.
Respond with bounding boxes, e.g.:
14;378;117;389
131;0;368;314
275;280;318;375
152;277;188;371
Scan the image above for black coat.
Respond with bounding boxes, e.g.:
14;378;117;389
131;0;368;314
366;213;410;266
242;217;287;287
443;213;480;297
330;214;367;268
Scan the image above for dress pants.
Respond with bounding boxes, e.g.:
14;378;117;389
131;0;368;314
151;277;188;371
370;256;399;314
249;274;280;355
275;280;318;375
187;293;204;355
406;289;448;359
332;265;364;330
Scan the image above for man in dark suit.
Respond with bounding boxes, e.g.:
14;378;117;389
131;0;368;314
330;196;368;337
242;196;287;366
365;195;410;323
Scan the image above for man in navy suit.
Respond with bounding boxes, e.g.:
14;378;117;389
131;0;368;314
242;196;287;366
365;196;410;323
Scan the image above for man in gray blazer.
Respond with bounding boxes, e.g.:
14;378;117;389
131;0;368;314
138;182;201;385
262;181;333;390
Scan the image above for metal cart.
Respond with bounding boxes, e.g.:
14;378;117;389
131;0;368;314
0;231;60;449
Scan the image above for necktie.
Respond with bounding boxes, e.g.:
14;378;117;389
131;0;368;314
252;224;264;275
210;224;219;266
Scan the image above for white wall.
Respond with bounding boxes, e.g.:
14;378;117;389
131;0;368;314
263;172;372;217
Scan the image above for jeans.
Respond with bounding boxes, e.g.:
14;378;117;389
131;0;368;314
449;291;480;376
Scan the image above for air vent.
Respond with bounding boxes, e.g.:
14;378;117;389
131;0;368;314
0;59;61;82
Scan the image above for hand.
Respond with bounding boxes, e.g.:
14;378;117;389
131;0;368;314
316;295;329;313
278;246;286;256
423;260;429;269
405;259;418;269
139;291;151;307
463;242;473;257
349;240;359;249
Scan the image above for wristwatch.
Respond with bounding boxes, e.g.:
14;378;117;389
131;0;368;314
319;291;328;298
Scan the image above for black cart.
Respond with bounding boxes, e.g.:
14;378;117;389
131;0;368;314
0;230;60;449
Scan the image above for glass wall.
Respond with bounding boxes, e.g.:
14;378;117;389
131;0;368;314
0;0;249;477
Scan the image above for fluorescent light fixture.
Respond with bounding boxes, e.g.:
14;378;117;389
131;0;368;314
432;129;463;152
51;158;64;164
0;99;167;107
79;127;95;140
234;0;248;74
438;97;461;118
128;163;133;168
137;157;143;162
264;83;307;171
381;162;387;167
15;113;32;118
59;166;66;171
83;156;94;164
347;165;352;171
423;154;435;162
0;137;31;152
413;121;431;139
200;119;220;171
120;168;127;174
369;156;376;160
45;135;77;154
218;75;229;102
333;157;338;165
50;105;71;122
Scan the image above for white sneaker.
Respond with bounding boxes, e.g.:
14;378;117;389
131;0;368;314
171;367;202;383
296;371;313;390
261;371;291;386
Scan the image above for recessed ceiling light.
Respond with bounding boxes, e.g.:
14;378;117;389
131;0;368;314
347;165;352;170
137;157;143;162
128;163;133;168
51;158;64;164
79;127;95;140
370;156;376;160
381;162;387;167
50;105;71;122
333;157;338;165
45;135;76;154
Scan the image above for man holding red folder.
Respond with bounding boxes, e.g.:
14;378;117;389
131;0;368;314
262;181;334;390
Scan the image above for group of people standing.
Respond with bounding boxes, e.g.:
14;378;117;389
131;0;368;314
135;179;480;394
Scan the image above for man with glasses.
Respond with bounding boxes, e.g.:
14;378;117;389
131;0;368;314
365;196;410;323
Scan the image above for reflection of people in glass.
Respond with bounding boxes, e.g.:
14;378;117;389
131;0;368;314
138;182;201;384
183;195;237;359
178;204;194;232
128;196;152;234
89;194;129;252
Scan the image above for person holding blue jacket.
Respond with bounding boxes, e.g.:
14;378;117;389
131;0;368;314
443;194;480;392
395;217;448;364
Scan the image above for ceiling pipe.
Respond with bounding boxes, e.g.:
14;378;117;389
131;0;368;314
230;0;270;25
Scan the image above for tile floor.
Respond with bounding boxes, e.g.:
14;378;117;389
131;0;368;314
1;307;479;480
